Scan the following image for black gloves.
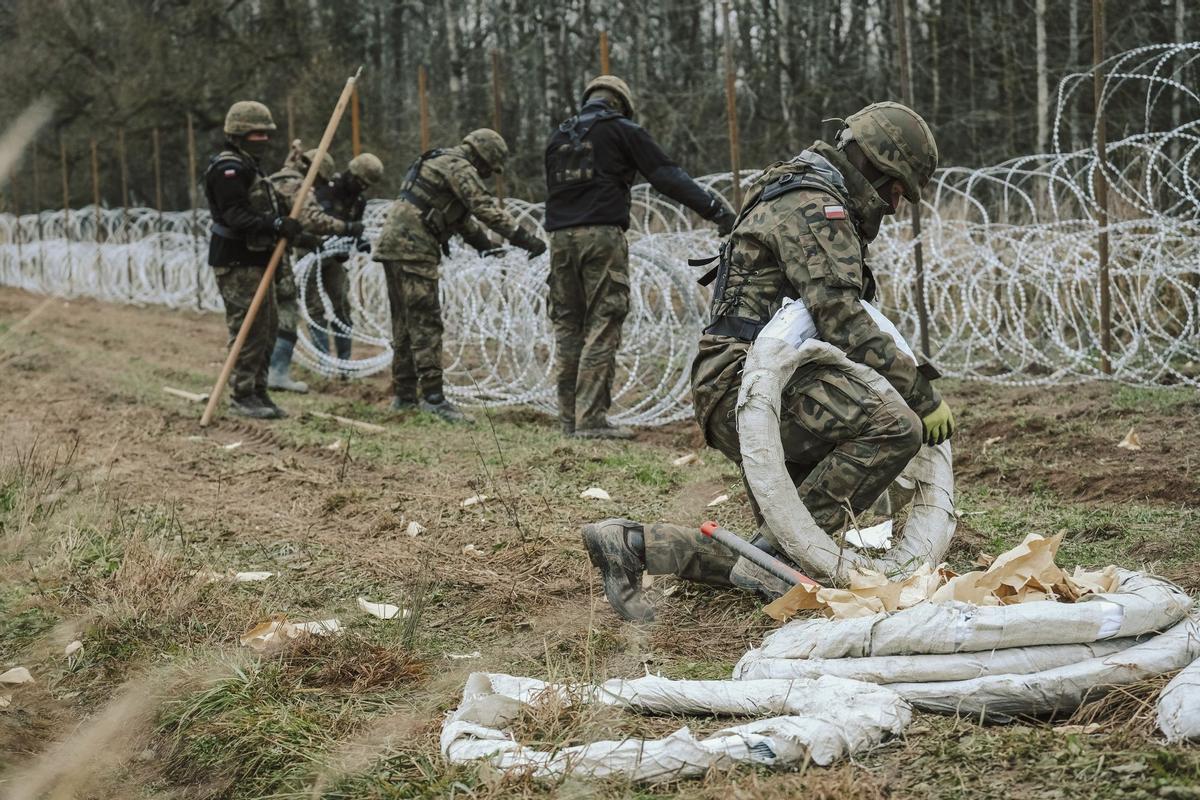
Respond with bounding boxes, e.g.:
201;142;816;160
355;238;371;254
297;232;323;251
510;227;548;258
344;220;365;238
274;216;303;241
707;193;737;237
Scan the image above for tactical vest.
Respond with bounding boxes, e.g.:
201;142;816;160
697;150;875;342
397;148;469;243
205;149;280;252
546;103;623;194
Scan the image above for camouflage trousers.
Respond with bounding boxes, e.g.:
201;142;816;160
305;258;353;356
214;265;278;401
382;260;443;400
275;259;300;337
706;361;923;538
646;362;924;588
547;225;629;430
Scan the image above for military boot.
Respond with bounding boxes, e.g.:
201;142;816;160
334;332;353;381
582;518;655;622
390;395;417;412
267;337;310;393
308;324;330;355
729;534;794;600
257;391;289;419
229;395;276;420
574;421;635;440
420;392;470;424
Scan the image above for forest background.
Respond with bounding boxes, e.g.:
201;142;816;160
0;0;1193;211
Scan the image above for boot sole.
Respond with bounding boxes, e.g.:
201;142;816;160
581;523;656;623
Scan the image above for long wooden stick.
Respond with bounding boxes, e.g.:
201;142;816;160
418;65;430;150
200;68;363;427
1092;0;1112;374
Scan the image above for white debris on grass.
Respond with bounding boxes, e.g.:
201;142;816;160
461;494;489;508
462;544;486;558
0;667;33;684
406;520;426;537
706;494;729;507
580;487;611;501
1117;428;1142;451
64;640;83;657
357;596;408;620
222;441;243;451
844;519;893;551
446;651;483;661
671;453;698;466
240;616;343;651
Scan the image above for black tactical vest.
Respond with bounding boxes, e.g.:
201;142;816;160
545;104;623;195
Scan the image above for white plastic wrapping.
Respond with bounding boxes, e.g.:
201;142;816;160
735;638;1139;683
746;572;1189;662
1158;654;1200;742
441;672;910;780
735;334;956;584
893;614;1200;718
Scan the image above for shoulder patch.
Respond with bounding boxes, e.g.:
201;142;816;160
823;204;847;220
223;168;238;178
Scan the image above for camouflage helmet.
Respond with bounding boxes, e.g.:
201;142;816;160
349;153;384;186
302;148;336;182
224;101;277;136
462;128;509;174
582;75;635;118
843;101;938;202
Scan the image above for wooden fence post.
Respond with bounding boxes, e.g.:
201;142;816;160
153;127;165;290
187;112;202;308
895;0;931;357
722;1;743;210
599;30;611;74
118;127;132;295
418;65;430;151
1092;0;1112;374
60;135;72;291
491;49;506;198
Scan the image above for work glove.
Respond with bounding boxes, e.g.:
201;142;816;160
510;227;548;259
355;238;372;254
921;399;955;447
273;216;303;241
344;220;365;238
296;232;323;251
707;192;737;236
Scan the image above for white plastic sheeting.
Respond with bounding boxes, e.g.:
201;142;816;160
441;673;911;781
734;572;1198;721
1158;655;1200;742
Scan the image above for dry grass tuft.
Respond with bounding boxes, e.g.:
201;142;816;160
1067;674;1177;738
284;633;426;693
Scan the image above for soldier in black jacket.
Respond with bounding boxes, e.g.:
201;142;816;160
544;75;736;439
205;100;302;419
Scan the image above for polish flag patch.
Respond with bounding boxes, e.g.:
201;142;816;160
823;204;847;220
223;168;238;177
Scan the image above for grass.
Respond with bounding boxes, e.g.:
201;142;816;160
3;292;1200;798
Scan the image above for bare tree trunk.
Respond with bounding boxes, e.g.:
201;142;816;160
930;0;941;125
443;0;462;124
1036;0;1049;152
1069;0;1080;149
777;0;796;151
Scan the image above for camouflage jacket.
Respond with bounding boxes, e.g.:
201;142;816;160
691;140;941;439
269;167;351;239
374;145;527;272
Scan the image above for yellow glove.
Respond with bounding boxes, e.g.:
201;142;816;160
921;400;955;446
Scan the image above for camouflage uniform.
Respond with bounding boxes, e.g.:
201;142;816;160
205;135;285;406
545;75;736;436
547;225;631;431
269;154;353;337
374;137;543;404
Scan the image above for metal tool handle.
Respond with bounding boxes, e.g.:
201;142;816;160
701;521;820;588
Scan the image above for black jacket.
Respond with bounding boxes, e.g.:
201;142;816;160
204;148;278;267
543;100;719;231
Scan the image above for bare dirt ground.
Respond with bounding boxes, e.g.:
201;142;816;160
1;287;1198;799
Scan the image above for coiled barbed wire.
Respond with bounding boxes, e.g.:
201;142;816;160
2;43;1199;425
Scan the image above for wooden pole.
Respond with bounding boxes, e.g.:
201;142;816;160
33;144;43;283
1092;0;1112;374
351;85;362;157
418;65;430;151
152;127;165;291
599;30;611;74
490;48;505;198
10;175;23;266
118;127;132;295
60;135;72;291
894;0;930;357
286;95;295;144
201;68;364;427
90;138;101;243
722;1;742;210
187;112;202;309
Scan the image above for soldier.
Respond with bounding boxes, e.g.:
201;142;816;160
544;75;737;439
205;100;304;420
581;102;956;622
374;128;546;423
267;144;364;393
306;152;384;368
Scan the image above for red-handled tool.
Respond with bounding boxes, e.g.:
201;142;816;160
701;521;820;589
